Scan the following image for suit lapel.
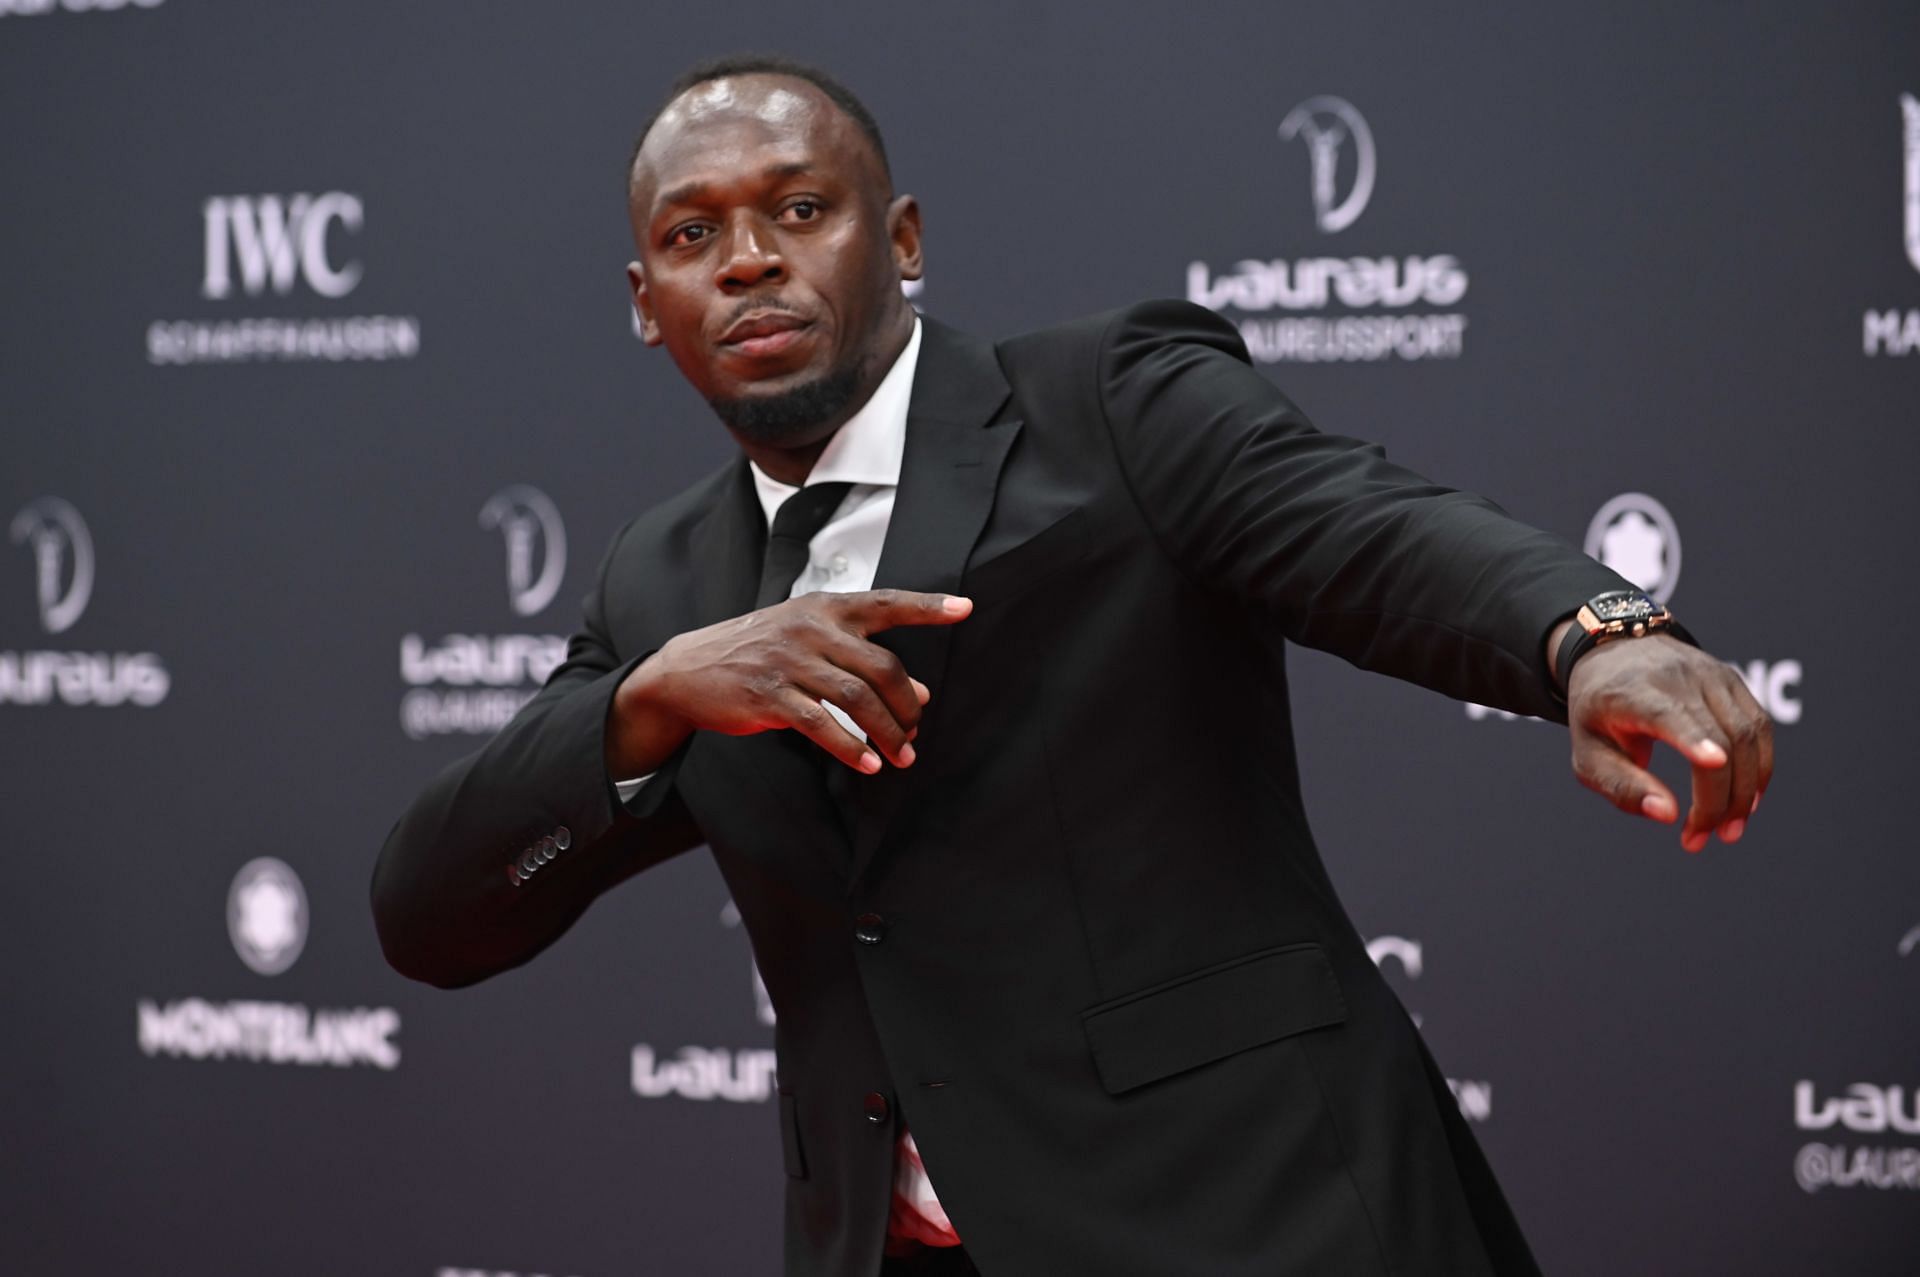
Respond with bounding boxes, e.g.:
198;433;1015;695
837;317;1020;887
688;458;764;627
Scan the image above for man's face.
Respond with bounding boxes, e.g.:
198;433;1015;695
627;75;920;445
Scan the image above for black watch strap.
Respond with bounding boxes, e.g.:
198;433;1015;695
1554;591;1697;699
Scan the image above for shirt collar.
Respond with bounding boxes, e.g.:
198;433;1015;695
750;316;921;524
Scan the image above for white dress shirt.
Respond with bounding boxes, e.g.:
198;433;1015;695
613;318;961;1251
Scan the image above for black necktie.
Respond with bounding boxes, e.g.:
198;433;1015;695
755;482;855;609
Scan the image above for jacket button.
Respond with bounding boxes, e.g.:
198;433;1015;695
864;1091;890;1124
554;826;572;850
853;913;887;946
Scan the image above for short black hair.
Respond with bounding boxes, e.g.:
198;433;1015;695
628;54;891;193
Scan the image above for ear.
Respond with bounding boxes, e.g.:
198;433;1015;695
886;195;923;282
627;261;662;346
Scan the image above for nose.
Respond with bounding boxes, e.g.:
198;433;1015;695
714;213;784;291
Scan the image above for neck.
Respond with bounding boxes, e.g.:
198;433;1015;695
734;304;914;487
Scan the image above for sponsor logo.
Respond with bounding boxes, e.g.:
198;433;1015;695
202;193;363;300
398;487;568;739
1187;97;1469;364
1899;924;1920;958
11;496;93;634
227;857;308;976
1279;96;1376;234
1468;495;1802;725
138;857;401;1070
1861;95;1920;356
630;900;777;1104
3;497;169;707
1367;935;1491;1122
148;192;420;365
137;999;400;1070
630;1045;778;1102
439;1269;583;1277
1585;492;1680;605
479;486;567;618
1905;93;1920;275
1792;1081;1920;1192
0;0;162;14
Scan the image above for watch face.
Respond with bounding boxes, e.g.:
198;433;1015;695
1590;590;1659;622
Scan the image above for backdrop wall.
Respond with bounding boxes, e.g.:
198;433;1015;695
3;3;1916;1273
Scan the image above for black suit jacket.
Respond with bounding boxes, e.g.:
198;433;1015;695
373;300;1627;1276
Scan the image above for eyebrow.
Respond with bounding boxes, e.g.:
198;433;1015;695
657;162;817;213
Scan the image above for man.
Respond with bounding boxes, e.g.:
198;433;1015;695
372;55;1772;1277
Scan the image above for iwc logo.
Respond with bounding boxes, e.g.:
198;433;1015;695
10;496;93;634
1583;492;1682;605
227;856;308;976
147;191;421;365
479;485;567;617
1279;96;1376;234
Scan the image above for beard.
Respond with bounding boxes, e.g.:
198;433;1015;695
707;360;865;445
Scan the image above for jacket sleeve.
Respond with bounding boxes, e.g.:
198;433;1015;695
370;522;703;988
1094;299;1628;721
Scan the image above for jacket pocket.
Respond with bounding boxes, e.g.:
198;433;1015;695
778;1088;808;1179
1080;943;1348;1095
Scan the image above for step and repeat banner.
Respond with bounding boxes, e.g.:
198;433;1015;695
2;3;1915;1274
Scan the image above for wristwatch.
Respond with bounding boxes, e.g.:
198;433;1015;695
1553;588;1696;697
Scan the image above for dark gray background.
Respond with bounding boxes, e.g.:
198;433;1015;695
2;2;1916;1273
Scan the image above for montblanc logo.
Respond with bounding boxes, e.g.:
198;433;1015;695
3;497;168;707
1862;94;1920;357
396;486;567;740
480;485;567;618
148;192;420;365
202;193;363;300
1279;96;1376;234
1584;492;1681;605
1187;97;1468;364
1469;495;1802;724
227;857;308;976
137;855;402;1070
10;496;93;634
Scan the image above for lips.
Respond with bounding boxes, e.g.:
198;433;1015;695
719;311;814;358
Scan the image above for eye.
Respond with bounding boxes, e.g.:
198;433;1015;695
667;223;710;247
782;200;821;223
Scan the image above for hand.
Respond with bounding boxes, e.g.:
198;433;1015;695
607;590;973;777
1563;633;1774;852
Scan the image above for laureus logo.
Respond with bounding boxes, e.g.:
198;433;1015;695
479;485;567;617
1585;492;1682;605
1902;94;1920;275
10;497;94;635
227;857;308;977
1279;96;1376;234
